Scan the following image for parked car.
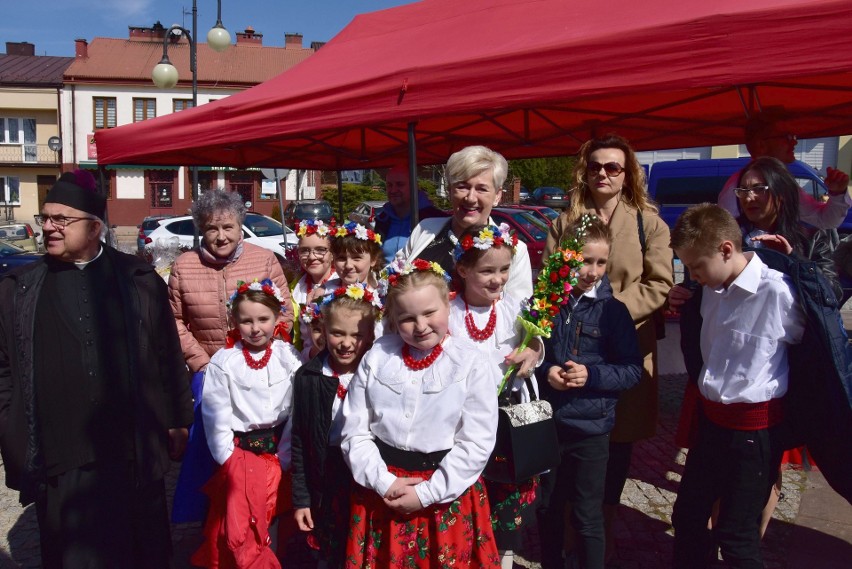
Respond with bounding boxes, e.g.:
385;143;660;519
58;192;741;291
512;204;560;226
136;215;174;253
0;222;39;252
489;207;549;271
647;158;840;230
349;200;386;228
0;240;42;275
282;199;335;229
531;186;567;209
518;186;531;203
143;212;297;259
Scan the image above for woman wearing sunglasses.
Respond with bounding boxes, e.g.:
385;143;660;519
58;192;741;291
541;134;673;565
736;156;841;299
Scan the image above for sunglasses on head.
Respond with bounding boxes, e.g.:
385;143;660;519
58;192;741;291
586;161;625;177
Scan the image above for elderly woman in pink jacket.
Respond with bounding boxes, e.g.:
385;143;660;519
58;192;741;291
169;189;294;523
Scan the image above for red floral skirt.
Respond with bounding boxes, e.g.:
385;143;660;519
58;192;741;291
345;466;500;568
486;476;538;550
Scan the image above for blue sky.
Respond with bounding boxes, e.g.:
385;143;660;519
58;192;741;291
3;1;416;56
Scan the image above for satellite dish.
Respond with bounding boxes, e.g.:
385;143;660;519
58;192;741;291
48;136;61;151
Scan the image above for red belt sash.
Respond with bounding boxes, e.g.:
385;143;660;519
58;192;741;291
701;395;784;430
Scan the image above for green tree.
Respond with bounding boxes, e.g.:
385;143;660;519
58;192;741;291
507;156;576;192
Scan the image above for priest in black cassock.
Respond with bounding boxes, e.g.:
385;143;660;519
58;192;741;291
0;170;193;568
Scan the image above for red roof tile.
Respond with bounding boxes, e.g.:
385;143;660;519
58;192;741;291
64;37;315;87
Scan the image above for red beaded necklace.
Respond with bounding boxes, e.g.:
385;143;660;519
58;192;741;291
464;300;497;341
242;343;273;370
402;342;444;371
328;359;354;399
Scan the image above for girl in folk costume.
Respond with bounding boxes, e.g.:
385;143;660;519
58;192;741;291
291;283;383;568
341;259;502;568
448;223;544;569
192;279;304;569
292;219;337;360
327;221;384;289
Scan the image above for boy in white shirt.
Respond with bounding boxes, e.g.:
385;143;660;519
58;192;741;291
670;203;805;569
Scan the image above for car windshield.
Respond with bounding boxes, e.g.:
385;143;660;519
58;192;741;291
295;203;333;219
245;214;291;237
0;241;25;256
510;211;548;240
0;225;30;239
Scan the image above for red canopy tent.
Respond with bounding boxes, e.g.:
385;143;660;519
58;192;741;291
95;0;852;170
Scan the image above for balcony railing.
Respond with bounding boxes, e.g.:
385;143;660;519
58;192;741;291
0;144;60;164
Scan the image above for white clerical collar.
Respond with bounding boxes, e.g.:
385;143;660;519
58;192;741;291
74;246;103;270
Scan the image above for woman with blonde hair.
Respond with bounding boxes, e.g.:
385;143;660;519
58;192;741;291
543;134;673;562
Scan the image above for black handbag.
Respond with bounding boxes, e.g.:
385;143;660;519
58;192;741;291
483;374;560;484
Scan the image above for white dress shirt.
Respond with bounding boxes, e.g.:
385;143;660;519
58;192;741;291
341;334;499;508
448;293;542;400
292;271;338;352
718;170;850;230
202;339;304;466
698;252;805;404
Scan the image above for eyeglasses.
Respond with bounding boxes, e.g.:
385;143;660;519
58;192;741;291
733;185;771;198
763;133;797;144
586;161;625;177
35;214;97;229
297;247;330;259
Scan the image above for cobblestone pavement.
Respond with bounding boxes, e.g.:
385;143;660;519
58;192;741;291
0;369;810;569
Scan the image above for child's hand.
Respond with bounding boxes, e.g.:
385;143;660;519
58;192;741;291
385;476;424;500
294;507;314;531
561;361;588;388
383;485;424;514
306;286;326;304
750;233;793;255
667;284;693;312
547;365;570;391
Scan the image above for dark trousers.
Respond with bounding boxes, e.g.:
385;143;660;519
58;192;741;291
603;441;633;505
672;417;783;569
35;460;172;569
537;432;610;569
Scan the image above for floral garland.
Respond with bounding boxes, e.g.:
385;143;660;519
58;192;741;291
319;282;384;312
452;223;518;262
378;257;451;296
299;302;322;324
296;218;334;238
333;221;382;245
227;278;286;311
497;215;595;394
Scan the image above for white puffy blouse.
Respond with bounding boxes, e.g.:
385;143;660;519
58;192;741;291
341;333;499;507
202;339;304;467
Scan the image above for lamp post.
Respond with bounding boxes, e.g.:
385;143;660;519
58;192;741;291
152;0;230;246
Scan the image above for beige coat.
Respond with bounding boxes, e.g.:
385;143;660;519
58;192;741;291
544;197;673;441
168;242;294;373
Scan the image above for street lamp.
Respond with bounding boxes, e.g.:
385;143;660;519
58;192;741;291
152;0;229;245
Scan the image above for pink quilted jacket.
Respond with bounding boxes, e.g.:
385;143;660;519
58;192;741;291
168;242;294;372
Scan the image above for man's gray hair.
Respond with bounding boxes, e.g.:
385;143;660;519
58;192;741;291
191;189;247;229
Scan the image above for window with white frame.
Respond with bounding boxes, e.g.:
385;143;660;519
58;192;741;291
0;176;21;205
133;98;156;122
0;117;37;162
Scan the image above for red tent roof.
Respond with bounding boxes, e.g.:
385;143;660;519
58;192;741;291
95;0;852;169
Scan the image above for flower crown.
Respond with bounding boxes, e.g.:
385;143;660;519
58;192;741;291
296;218;335;238
453;223;518;262
299;303;322;324
227;278;286;311
323;283;383;311
333;221;382;245
378;258;451;296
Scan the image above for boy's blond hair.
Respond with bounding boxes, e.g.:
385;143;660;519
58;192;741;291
670;203;742;256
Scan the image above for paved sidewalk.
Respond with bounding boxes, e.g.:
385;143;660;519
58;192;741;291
1;321;850;567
